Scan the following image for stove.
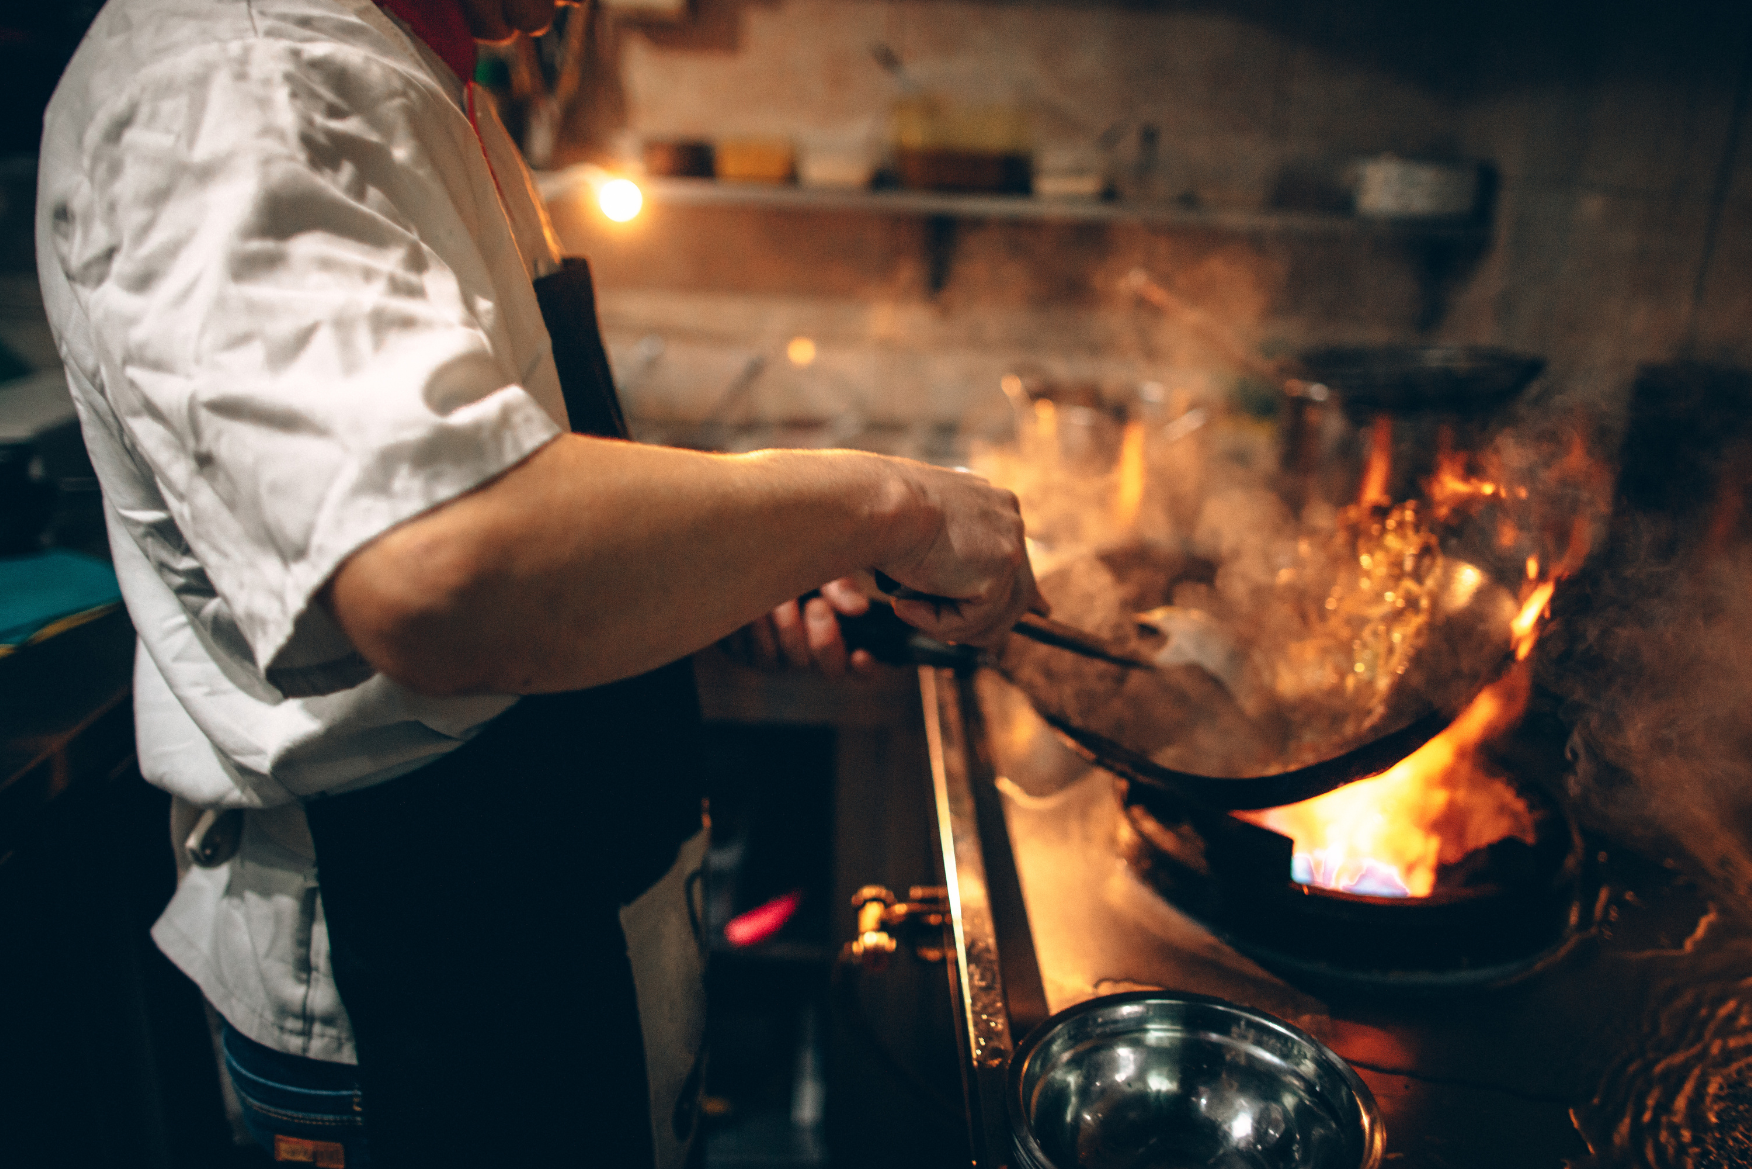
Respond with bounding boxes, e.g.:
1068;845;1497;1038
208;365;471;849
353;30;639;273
919;663;1752;1168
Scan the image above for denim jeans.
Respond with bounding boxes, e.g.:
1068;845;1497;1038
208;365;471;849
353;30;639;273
222;1022;371;1168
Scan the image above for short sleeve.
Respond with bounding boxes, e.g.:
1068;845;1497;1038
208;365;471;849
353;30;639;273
50;37;563;696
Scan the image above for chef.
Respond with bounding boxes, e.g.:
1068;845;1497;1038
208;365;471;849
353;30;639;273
34;0;1042;1166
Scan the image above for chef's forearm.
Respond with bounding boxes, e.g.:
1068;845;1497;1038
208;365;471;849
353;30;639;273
322;434;941;696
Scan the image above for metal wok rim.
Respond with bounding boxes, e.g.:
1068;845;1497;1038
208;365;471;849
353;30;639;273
1006;990;1386;1169
1295;345;1545;414
1037;704;1454;812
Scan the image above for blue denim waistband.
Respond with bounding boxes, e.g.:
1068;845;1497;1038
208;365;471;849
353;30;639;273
222;1022;363;1119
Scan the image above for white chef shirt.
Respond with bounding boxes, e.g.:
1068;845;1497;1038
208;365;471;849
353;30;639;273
37;0;573;1060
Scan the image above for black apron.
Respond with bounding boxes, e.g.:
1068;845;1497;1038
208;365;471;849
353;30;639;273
304;259;705;1168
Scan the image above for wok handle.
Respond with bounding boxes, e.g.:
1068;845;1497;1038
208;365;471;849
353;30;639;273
869;571;1154;669
830;595;974;668
870;569;957;615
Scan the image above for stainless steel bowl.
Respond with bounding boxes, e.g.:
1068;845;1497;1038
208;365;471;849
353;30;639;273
1009;992;1385;1169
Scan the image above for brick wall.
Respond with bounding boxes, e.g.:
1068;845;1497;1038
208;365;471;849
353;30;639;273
549;0;1752;426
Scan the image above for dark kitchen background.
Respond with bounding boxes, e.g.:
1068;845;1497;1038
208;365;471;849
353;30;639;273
3;2;1750;1167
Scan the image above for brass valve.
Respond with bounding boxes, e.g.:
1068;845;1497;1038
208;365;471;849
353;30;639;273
842;884;949;971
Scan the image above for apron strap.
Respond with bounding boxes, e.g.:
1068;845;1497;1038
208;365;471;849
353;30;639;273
537;257;632;440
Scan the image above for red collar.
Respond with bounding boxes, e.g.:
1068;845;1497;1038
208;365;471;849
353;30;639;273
374;0;478;86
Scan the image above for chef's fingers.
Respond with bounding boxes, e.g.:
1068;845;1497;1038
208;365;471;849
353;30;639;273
803;595;849;679
770;599;813;670
970;569;1041;645
892;587;997;644
747;613;781;668
820;576;871;617
901;551;1042;648
874;465;1034;611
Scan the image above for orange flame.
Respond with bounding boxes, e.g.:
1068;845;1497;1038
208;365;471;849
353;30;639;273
1238;662;1538;897
1511;581;1554;660
1113;420;1147;529
1243;433;1604;898
1427;446;1501;523
1358;416;1393;506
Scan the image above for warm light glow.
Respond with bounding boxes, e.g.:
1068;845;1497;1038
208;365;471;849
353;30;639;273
1239;662;1539;897
1032;398;1058;457
787;336;817;367
1113;420;1147;529
1358;416;1394;505
598;177;643;222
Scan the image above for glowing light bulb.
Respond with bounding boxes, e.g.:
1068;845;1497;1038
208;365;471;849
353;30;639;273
786;336;817;367
598;178;643;222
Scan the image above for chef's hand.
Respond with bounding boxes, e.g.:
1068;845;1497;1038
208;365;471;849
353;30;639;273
876;464;1047;648
721;578;877;679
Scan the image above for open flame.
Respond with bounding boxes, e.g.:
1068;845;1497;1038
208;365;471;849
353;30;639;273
1238;661;1538;897
1358;416;1394;506
1511;580;1554;660
1426;427;1517;522
972;378;1610;902
1239;436;1600;899
1113;419;1148;530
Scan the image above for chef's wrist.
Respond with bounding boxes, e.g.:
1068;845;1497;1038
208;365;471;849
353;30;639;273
855;453;942;581
723;446;940;588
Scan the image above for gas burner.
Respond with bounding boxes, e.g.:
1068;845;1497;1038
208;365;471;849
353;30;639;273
1115;753;1587;989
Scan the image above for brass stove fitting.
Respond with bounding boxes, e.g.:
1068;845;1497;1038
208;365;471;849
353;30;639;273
842;884;950;971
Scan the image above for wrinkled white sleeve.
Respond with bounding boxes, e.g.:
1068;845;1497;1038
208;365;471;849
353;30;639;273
50;37;562;696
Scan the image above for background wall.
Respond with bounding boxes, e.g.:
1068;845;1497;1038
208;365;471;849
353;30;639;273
551;0;1752;430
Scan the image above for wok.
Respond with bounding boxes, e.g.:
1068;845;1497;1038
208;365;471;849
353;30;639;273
1296;346;1546;423
1122;270;1545;418
842;558;1522;811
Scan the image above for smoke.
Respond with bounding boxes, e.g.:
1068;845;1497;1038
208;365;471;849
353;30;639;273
975;345;1752;916
1546;535;1752;913
1537;363;1752;917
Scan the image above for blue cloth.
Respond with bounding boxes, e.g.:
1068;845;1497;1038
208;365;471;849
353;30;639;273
0;550;121;650
222;1021;371;1168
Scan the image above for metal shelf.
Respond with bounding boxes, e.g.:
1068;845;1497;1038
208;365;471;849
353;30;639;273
635;176;1487;239
539;165;1490;305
